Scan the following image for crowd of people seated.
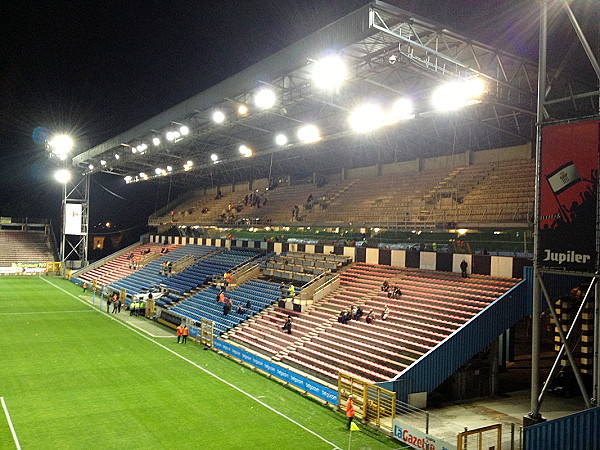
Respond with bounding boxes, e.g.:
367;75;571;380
339;305;389;324
381;280;402;299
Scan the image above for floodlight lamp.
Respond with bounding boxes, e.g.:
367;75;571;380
213;111;226;124
139;172;148;179
275;134;288;146
312;55;347;90
210;153;219;162
99;160;106;166
187;160;193;166
239;145;253;157
152;137;161;146
432;77;486;112
54;168;71;184
254;88;276;109
297;124;320;143
131;146;137;153
457;228;468;236
180;125;189;135
238;105;248;115
390;98;415;121
166;165;173;172
114;153;120;160
349;104;385;133
155;168;162;175
124;175;132;183
48;134;74;158
88;164;94;170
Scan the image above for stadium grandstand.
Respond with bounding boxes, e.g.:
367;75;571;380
4;2;600;449
0;218;57;275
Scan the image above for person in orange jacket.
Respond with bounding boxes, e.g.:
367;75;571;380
346;394;355;430
176;323;184;343
181;324;189;344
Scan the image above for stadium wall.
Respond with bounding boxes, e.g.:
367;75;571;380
149;235;532;279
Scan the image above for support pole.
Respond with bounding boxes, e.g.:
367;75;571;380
528;0;547;424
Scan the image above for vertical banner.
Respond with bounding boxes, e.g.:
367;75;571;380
539;120;599;272
64;203;83;235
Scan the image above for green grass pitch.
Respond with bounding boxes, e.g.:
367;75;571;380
0;277;404;449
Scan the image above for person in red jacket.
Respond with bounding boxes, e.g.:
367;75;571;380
176;324;183;343
346;394;355;430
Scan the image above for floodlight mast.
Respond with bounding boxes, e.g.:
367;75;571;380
59;168;90;272
49;135;89;272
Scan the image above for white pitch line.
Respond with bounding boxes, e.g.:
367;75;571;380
41;277;341;449
0;310;95;316
1;397;22;450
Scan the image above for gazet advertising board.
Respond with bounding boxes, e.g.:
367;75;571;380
393;419;456;450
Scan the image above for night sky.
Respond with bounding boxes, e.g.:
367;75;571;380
0;0;586;242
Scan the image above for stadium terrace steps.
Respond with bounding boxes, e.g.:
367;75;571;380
81;243;180;285
0;230;54;267
168;279;282;336
225;261;521;386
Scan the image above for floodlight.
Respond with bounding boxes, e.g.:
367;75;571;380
131;146;137;153
124;175;132;183
275;134;288;146
155;168;162;175
180;125;189;135
349;104;385;133
239;145;252;157
166;132;175;141
254;88;276;109
390;98;415;121
297;124;320;143
166;166;173;172
139;172;148;179
312;55;347;90
238;105;248;115
210;153;219;162
114;153;120;160
54;169;71;184
140;143;148;151
48;135;74;159
213;111;226;124
100;160;107;166
186;160;193;166
432;77;486;111
88;164;94;170
152;137;161;146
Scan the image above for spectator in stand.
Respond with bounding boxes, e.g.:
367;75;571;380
381;280;389;292
381;306;390;321
460;259;469;278
350;306;357;319
354;306;363;320
246;298;252;310
236;303;245;315
288;284;296;298
282;315;292;334
365;310;375;324
392;286;402;299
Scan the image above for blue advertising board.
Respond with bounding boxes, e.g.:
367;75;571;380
214;338;338;404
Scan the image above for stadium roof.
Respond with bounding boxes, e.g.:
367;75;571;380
73;0;599;188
